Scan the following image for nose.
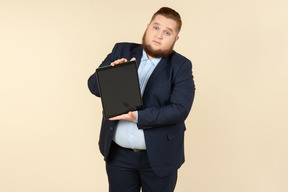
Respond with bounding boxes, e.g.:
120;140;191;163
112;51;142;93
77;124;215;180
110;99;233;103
156;31;163;39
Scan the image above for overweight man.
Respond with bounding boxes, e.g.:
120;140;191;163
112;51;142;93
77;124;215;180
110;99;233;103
88;7;195;192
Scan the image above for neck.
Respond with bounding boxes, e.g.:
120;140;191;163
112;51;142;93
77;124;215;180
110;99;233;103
147;54;155;60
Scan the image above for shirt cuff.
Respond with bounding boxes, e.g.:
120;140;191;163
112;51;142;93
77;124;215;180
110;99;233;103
134;111;138;123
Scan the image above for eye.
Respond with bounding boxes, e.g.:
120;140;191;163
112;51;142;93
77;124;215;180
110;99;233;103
153;26;159;30
164;31;171;36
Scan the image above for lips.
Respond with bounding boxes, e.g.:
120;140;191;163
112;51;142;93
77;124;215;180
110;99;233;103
153;40;161;45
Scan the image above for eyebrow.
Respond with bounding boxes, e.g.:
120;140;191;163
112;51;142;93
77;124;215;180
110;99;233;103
153;22;174;33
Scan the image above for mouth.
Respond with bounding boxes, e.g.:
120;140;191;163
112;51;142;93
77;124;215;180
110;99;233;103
152;40;161;45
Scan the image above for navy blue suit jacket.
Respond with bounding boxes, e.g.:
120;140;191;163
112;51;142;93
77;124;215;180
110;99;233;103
88;42;195;177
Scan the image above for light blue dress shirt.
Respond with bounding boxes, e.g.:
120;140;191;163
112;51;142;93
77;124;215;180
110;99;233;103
113;51;161;150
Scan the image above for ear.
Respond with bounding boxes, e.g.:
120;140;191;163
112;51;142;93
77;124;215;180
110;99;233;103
176;36;179;41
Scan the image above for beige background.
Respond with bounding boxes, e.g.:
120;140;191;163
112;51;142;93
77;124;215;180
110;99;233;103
0;0;287;191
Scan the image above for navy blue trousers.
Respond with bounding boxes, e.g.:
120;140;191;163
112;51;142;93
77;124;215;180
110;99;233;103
106;141;178;192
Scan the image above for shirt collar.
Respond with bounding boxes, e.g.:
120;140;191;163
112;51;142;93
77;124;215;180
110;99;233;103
141;50;162;66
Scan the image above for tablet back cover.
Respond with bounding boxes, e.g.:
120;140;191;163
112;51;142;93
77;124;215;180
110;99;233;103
96;61;143;119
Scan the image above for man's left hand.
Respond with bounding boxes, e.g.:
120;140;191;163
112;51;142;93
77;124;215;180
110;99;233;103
109;111;137;122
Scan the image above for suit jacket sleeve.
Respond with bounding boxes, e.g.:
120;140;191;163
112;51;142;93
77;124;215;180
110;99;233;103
137;58;195;129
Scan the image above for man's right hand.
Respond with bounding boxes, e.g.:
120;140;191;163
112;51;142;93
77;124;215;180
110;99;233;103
111;57;136;66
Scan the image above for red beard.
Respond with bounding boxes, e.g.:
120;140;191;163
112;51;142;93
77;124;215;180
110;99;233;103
141;30;175;58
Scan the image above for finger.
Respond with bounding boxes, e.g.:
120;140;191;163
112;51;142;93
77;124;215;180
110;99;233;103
111;59;120;66
121;58;128;62
111;60;119;66
111;58;128;66
130;57;136;61
116;58;126;64
128;111;134;116
109;114;127;121
114;59;121;64
109;116;118;121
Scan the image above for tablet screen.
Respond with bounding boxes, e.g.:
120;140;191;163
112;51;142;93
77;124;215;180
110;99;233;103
96;61;143;119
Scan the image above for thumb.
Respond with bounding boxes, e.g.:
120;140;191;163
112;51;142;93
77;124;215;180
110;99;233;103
130;57;136;61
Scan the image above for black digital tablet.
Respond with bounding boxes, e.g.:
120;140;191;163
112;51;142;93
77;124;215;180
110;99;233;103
96;61;143;119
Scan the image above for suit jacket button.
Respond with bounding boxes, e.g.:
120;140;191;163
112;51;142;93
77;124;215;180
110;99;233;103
110;127;113;131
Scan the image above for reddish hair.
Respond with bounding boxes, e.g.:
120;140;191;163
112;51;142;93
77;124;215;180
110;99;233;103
150;7;182;32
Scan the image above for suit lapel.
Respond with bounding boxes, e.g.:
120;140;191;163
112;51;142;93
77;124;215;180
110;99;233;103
143;57;169;95
131;45;171;96
131;45;143;68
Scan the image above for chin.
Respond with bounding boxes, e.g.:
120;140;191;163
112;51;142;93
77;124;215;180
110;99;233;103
142;35;174;58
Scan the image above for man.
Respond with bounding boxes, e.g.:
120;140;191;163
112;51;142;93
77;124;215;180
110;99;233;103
88;7;195;192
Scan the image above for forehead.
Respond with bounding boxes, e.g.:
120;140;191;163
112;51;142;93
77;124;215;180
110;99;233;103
150;15;178;32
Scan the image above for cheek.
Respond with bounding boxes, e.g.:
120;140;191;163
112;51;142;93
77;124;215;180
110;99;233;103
145;35;153;44
163;39;175;48
145;30;155;39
